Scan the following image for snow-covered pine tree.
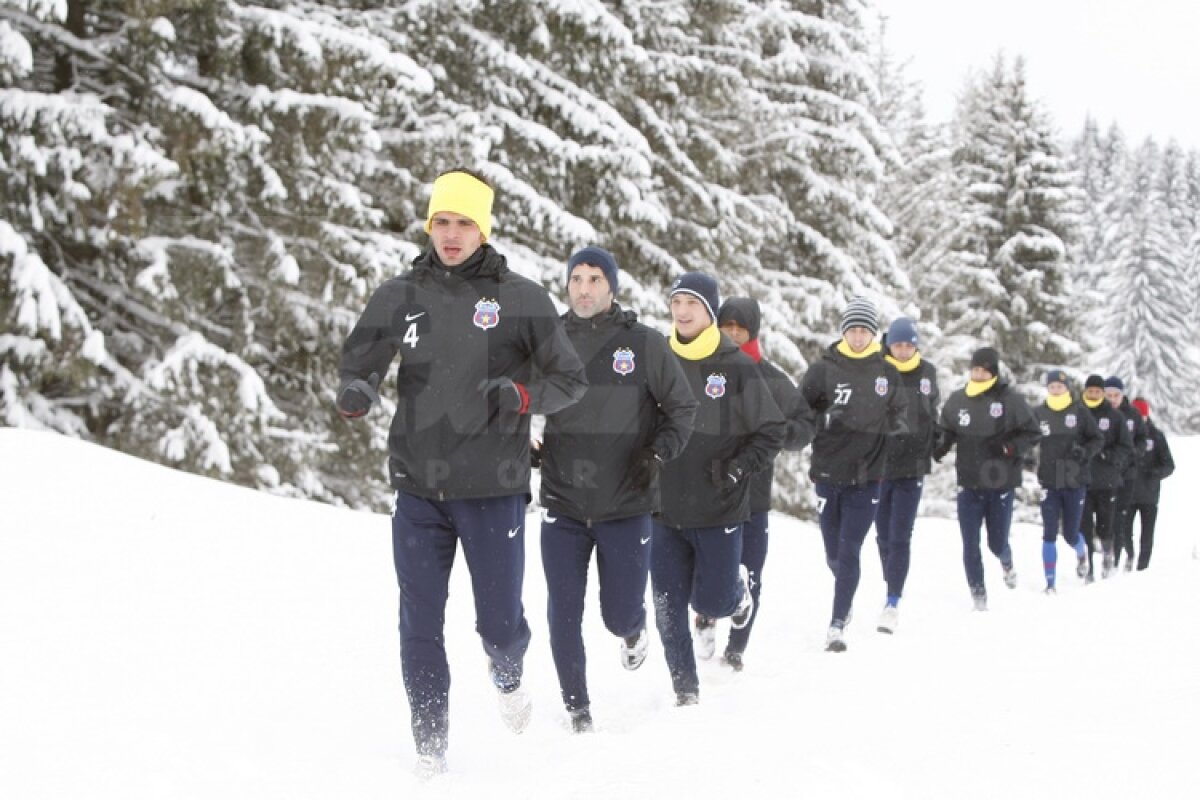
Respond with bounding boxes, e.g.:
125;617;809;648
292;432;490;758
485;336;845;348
1069;118;1128;358
736;0;901;358
1;1;433;508
940;55;1079;381
1097;139;1200;430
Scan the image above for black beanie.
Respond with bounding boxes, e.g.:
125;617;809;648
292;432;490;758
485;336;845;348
1104;376;1125;392
567;246;619;294
1044;369;1069;386
1084;374;1105;390
669;272;720;322
970;347;1000;377
717;297;762;340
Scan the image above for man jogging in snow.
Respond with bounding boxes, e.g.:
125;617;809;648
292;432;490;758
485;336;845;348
1105;376;1147;571
800;297;907;652
714;297;814;671
874;316;939;634
1079;374;1133;580
933;347;1040;610
337;169;587;777
536;246;697;733
651;273;785;706
1032;370;1103;592
1128;397;1174;570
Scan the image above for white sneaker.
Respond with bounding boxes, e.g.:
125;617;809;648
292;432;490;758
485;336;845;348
693;614;716;659
1003;565;1018;589
971;587;988;611
497;684;532;734
876;605;899;634
730;565;754;629
620;628;649;671
414;753;448;781
824;625;847;652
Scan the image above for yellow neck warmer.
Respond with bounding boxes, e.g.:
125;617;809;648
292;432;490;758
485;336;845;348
885;352;922;373
1047;393;1073;412
966;376;998;398
670;324;722;361
1084;395;1104;409
836;340;883;360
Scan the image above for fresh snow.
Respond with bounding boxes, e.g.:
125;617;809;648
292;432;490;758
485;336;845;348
1;427;1197;798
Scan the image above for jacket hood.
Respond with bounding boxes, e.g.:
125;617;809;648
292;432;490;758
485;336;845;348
412;243;508;280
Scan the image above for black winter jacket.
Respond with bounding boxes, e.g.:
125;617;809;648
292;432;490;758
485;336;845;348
800;342;908;485
657;334;786;528
1132;420;1175;505
540;305;697;524
935;379;1041;491
338;245;587;500
883;358;940;480
1116;399;1148;482
1084;400;1133;490
1034;397;1104;489
749;357;815;512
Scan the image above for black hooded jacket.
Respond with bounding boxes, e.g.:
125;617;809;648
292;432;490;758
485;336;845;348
800;341;908;485
1084;399;1134;491
934;378;1041;491
657;333;786;528
540;304;697;524
1034;395;1104;489
338;245;587;500
1132;419;1175;505
883;357;941;480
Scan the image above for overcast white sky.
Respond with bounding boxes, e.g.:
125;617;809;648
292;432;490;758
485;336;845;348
877;0;1200;150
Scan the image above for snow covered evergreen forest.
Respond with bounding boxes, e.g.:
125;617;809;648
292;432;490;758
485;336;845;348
3;0;1199;515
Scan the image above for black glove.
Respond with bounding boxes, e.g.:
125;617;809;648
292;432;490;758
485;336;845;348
478;377;527;414
710;459;746;492
989;437;1016;459
530;440;543;469
823;406;845;431
1069;443;1087;460
629;447;661;491
337;373;380;418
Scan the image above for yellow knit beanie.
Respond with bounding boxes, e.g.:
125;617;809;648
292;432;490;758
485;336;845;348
424;171;494;241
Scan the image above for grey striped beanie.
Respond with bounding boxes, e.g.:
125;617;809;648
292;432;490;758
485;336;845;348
840;296;879;335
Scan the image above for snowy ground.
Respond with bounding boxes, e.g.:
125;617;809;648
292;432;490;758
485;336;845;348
2;427;1197;799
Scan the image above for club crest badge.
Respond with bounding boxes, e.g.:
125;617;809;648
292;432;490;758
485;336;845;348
613;348;636;375
1065;414;1077;428
1126;419;1135;432
1099;417;1111;431
989;402;1004;418
875;376;889;396
705;373;727;399
920;378;932;395
473;299;500;330
1146;440;1155;452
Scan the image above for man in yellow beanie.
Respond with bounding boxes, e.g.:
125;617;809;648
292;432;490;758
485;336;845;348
337;168;587;778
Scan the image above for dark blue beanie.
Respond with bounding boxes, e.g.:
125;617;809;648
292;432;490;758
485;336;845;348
1104;376;1125;392
669;272;720;322
886;317;919;347
567;246;619;294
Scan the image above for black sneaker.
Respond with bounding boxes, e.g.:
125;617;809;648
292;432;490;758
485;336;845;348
569;707;594;734
675;691;699;707
722;651;744;672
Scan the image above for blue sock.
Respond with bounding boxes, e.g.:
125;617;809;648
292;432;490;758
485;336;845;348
1042;541;1057;585
1073;533;1087;559
886;594;900;608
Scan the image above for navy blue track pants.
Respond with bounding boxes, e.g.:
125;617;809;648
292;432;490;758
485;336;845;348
816;481;880;625
541;513;651;712
875;477;924;599
650;520;743;696
956;488;1014;591
391;491;531;755
725;510;768;657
